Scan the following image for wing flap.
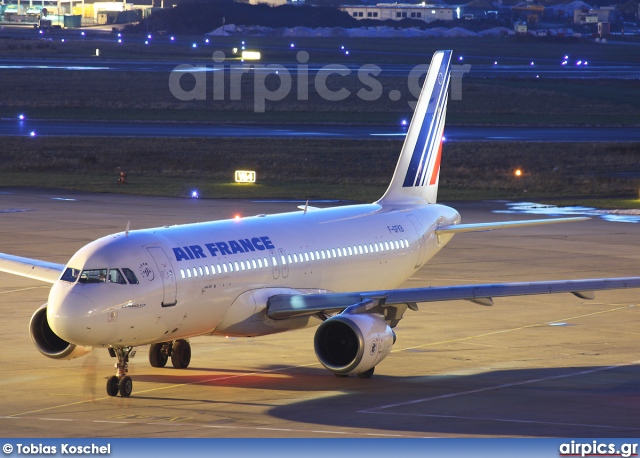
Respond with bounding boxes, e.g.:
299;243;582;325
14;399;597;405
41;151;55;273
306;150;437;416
0;252;64;284
266;277;640;320
435;217;590;235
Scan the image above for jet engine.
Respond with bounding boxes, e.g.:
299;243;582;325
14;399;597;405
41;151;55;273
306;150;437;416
29;304;92;360
314;313;395;377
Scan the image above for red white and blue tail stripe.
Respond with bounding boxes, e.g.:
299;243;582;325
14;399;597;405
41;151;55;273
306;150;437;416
378;50;452;205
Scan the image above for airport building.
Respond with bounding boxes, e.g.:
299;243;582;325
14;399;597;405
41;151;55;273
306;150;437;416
340;3;457;22
573;6;616;25
0;0;153;26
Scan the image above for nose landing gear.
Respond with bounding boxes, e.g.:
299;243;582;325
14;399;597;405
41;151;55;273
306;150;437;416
106;346;135;397
105;340;192;398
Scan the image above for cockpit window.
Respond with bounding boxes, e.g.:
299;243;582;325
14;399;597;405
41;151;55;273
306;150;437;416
108;269;127;285
61;268;80;283
79;269;108;284
122;268;139;285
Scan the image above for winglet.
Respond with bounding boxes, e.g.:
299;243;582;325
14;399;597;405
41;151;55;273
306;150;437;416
377;50;452;206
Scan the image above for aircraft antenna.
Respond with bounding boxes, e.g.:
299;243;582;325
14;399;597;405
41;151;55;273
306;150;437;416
125;221;130;237
303;200;309;215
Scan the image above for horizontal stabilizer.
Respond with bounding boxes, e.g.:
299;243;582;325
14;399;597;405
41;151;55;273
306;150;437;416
435;217;590;235
0;252;64;284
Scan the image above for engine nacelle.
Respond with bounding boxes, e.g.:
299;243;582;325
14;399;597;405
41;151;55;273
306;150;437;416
314;313;395;376
29;304;92;360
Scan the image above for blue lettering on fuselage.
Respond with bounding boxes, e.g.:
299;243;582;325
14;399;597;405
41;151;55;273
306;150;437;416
172;236;276;262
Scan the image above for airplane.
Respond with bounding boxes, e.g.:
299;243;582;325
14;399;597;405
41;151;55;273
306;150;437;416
2;50;640;398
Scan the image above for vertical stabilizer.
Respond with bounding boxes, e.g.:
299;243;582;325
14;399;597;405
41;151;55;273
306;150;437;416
377;50;452;206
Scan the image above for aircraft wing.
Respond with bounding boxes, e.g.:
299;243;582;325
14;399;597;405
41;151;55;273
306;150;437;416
435;217;590;235
267;277;640;321
0;252;64;284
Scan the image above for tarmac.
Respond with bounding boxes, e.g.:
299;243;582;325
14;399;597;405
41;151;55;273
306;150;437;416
0;188;638;438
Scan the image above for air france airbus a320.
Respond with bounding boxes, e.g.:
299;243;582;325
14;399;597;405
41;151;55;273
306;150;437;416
2;50;640;398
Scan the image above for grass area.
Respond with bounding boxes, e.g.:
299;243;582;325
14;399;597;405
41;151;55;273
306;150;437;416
1;34;639;126
1;68;638;126
1;136;638;206
1;35;639;65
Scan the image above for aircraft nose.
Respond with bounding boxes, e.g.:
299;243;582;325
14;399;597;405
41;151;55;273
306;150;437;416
48;291;96;345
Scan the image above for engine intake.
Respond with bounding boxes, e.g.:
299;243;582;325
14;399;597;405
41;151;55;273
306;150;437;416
29;304;92;360
314;313;394;376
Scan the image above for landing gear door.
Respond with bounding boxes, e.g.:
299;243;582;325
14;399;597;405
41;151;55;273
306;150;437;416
147;246;177;307
407;214;426;268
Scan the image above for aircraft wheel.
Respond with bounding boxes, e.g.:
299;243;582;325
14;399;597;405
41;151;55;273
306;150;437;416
119;376;133;397
171;340;191;369
357;367;375;379
149;343;168;368
106;376;119;397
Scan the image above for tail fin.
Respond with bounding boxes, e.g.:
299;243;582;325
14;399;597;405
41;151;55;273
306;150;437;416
377;50;452;206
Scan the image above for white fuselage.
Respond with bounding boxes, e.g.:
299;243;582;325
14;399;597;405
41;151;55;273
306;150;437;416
46;203;460;348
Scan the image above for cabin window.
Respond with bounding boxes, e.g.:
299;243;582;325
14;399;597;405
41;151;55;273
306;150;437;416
342;248;348;257
217;265;222;274
293;254;298;263
222;264;228;273
229;263;234;272
204;266;209;275
240;261;245;271
187;269;192;278
199;266;204;276
61;267;81;283
234;262;240;271
180;269;185;279
281;255;287;265
263;257;269;267
192;268;198;277
405;238;409;247
384;241;390;251
395;241;400;249
258;258;263;268
287;255;292;264
272;256;278;266
304;252;310;262
211;265;216;275
310;252;315;261
347;247;353;256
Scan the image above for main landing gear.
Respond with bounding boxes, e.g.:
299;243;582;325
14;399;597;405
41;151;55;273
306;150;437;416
149;339;191;369
105;340;191;397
